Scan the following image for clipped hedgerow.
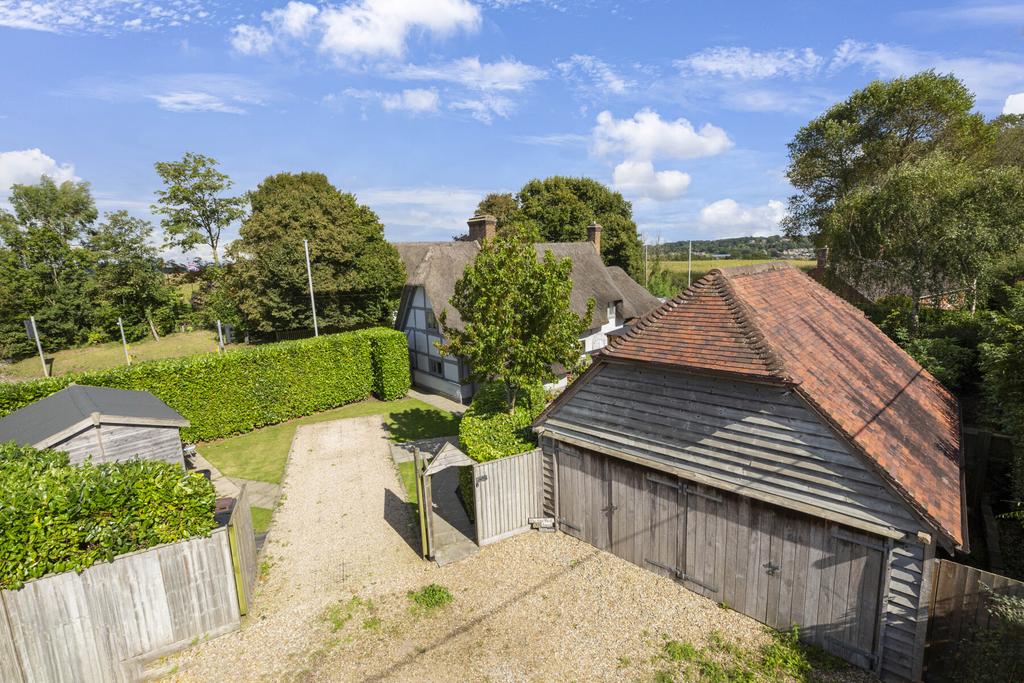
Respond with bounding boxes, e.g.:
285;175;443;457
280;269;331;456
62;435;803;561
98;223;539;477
0;328;410;442
0;443;216;590
356;327;412;401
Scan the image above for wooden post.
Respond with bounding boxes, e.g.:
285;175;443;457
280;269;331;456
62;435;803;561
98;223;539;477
413;448;429;559
217;320;225;353
147;315;160;341
117;317;131;365
304;239;319;337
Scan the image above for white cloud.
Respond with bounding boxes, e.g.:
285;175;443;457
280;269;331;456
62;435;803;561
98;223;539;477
343;87;440;114
390;57;546;91
450;95;514;123
677;47;823;79
557;54;631;94
0;149;78;196
149;92;247;114
514;132;589;146
830;39;1024;102
612;160;691;201
722;88;833;113
592;109;732;161
317;0;480;60
355;186;487;240
1005;93;1024;115
699;199;786;236
265;1;319;38
0;0;208;34
230;24;275;56
901;3;1024;26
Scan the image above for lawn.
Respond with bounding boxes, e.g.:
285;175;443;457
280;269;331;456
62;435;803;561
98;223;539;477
199;397;460;485
397;461;418;505
660;258;816;282
1;330;236;380
251;506;274;535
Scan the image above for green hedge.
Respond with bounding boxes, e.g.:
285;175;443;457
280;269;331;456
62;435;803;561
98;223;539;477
356;327;412;401
0;328;410;442
0;443;216;589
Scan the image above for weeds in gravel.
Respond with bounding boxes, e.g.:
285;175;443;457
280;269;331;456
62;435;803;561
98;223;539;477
322;596;373;632
407;583;453;613
653;627;845;682
362;616;382;631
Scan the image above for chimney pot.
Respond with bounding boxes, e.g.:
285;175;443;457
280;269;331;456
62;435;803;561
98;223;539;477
587;222;602;255
467;214;497;243
816;246;829;269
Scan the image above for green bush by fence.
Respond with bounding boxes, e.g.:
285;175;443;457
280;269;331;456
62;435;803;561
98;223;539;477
0;443;217;590
0;328;410;442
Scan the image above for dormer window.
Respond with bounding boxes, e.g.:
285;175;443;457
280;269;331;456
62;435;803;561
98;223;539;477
425;309;438;331
607;302;617;322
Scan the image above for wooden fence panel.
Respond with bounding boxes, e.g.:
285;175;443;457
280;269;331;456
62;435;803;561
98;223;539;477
0;522;249;682
228;486;258;615
923;559;1024;681
474;449;544;546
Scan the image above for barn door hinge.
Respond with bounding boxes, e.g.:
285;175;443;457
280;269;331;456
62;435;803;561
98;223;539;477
476;473;488;483
762;562;781;577
601;504;618;515
644;558;681;576
558;518;580;532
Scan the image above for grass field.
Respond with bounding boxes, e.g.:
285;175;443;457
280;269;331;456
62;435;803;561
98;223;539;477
199;397;460;485
1;330;235;380
660;259;816;282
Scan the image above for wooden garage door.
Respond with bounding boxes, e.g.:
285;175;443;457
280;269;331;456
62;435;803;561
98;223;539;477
556;447;887;670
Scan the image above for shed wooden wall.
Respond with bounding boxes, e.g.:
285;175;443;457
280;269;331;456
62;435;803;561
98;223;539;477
54;423;183;468
540;361;938;682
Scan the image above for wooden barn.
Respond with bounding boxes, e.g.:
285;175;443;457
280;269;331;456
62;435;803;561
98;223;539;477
0;384;189;468
533;263;967;682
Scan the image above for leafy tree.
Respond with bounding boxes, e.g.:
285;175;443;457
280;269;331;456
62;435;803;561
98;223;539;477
437;225;592;411
826;154;1024;332
86;211;178;340
228;172;405;334
784;71;986;238
152;153;245;265
475;192;519;230
475;177;643;278
989;114;1024;168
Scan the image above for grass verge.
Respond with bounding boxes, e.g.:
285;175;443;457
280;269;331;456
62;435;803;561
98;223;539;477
251;506;273;535
199;397;459;485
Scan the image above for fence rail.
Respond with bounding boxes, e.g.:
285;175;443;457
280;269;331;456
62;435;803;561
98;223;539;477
474;449;544;546
923;559;1024;681
0;488;257;682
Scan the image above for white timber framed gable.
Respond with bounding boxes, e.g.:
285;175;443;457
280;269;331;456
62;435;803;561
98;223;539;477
400;286;473;403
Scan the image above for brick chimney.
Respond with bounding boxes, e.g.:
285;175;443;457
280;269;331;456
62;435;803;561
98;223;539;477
816;246;829;269
467;214;497;243
587;222;602;254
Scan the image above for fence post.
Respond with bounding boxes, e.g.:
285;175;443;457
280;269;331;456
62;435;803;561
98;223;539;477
0;592;27;683
226;486;250;616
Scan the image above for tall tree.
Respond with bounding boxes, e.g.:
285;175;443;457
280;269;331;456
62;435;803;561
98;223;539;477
438;225;592;411
228;172;405;334
152;153;245;265
475;177;643;278
784;71;985;239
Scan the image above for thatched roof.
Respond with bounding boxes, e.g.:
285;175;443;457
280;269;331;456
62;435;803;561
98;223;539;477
394;240;658;333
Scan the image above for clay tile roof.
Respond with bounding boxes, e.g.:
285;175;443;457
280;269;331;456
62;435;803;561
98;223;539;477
604;261;965;548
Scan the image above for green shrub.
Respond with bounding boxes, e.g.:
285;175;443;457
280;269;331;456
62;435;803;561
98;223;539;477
356;328;412;400
0;328;410;442
905;337;977;389
458;382;547;463
407;583;453;612
0;443;216;589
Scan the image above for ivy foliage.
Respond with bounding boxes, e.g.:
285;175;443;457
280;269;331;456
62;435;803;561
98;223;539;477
0;443;216;590
0;328;410;442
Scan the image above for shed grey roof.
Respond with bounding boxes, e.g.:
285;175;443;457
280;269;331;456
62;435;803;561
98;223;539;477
0;384;189;448
394;240;659;333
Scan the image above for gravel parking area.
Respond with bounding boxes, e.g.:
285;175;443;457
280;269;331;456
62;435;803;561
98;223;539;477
165;416;874;683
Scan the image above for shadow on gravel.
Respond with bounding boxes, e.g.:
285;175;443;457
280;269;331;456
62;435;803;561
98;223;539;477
383;488;422;556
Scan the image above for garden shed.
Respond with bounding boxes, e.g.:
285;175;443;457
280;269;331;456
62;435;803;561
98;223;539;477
533;263;967;683
0;384;189;468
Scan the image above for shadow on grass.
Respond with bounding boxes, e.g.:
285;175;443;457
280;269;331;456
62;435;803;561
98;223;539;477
385;408;460;443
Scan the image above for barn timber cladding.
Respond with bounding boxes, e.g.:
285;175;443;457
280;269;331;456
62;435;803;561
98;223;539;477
534;263;967;682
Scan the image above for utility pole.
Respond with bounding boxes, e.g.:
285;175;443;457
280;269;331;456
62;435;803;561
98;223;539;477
28;316;48;378
117;317;131;365
304;239;319;337
688;240;693;287
216;320;225;353
643;237;649;287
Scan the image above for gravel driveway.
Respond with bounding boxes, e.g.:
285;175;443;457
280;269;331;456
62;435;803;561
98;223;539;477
166;416;873;683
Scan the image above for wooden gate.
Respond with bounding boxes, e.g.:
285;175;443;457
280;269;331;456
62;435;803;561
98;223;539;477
474;449;544;546
923;559;1024;681
555;446;888;671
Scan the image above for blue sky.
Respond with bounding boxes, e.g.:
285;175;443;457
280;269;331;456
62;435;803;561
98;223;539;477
1;0;1023;260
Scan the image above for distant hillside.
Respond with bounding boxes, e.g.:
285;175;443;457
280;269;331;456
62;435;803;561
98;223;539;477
655;235;815;260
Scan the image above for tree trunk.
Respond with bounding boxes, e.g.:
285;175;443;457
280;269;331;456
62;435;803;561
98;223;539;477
970;276;978;315
910;289;922;338
147;315;160;341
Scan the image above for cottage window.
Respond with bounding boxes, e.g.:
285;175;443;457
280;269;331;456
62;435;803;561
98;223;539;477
428;358;444;375
425;309;438;331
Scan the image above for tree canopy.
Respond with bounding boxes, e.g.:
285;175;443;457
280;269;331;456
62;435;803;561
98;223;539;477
152;153;245;265
228;172;405;334
437;225;592;411
474;176;643;279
